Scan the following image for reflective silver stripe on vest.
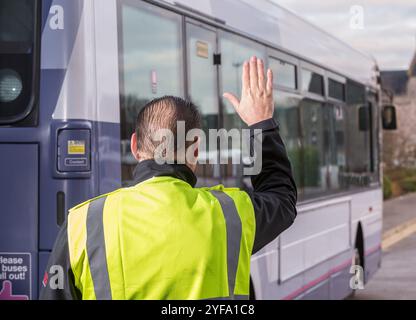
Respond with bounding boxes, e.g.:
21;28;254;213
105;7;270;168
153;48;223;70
210;190;243;300
86;196;112;300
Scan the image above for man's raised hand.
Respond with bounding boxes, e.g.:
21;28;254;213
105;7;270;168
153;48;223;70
223;56;274;126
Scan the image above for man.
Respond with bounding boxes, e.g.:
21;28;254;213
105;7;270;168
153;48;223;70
40;56;297;300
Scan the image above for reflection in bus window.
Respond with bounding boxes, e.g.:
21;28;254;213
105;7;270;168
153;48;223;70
301;69;324;96
369;93;380;183
328;104;347;191
119;2;183;185
300;99;328;197
269;58;297;90
0;0;35;43
186;23;219;186
328;79;345;101
0;0;37;124
219;33;266;187
345;81;372;187
220;33;266;131
274;91;303;198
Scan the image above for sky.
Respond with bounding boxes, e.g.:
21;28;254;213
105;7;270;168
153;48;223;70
271;0;416;70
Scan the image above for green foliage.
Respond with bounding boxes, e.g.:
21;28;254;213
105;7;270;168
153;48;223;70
385;168;416;181
303;146;320;187
383;175;393;200
287;146;320;188
384;167;416;199
399;177;416;193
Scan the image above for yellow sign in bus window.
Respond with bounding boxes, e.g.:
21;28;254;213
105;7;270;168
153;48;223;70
196;41;209;59
68;140;86;155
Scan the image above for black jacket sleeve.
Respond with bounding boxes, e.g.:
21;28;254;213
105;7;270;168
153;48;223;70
39;219;81;300
246;118;298;254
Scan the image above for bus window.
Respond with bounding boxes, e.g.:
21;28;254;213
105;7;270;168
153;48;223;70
0;0;38;125
186;23;220;187
118;1;184;185
344;81;372;187
220;33;266;131
301;69;324;96
328;79;345;101
327;103;347;191
368;92;380;184
274;91;303;198
219;32;266;187
269;58;297;90
300;99;329;197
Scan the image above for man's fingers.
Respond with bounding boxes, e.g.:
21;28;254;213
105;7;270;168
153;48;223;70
242;61;250;93
257;59;265;90
249;56;258;90
266;68;273;96
223;93;240;110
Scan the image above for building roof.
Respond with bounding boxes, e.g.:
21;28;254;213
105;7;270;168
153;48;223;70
380;70;409;95
409;51;416;77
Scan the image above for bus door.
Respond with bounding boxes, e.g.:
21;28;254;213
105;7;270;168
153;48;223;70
367;91;380;182
325;103;347;191
185;21;221;187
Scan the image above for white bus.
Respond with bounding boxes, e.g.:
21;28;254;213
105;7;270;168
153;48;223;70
0;0;384;299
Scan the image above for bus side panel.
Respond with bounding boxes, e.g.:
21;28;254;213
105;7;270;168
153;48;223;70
0;144;38;300
365;247;382;282
351;189;383;282
38;252;50;298
95;0;122;194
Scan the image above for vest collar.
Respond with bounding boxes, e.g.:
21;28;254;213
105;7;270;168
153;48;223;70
132;159;197;187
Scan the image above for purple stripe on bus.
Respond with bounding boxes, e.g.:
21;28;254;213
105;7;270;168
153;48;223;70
282;243;382;300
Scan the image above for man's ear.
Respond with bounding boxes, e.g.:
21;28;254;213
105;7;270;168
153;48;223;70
130;133;140;161
193;137;199;159
186;136;199;170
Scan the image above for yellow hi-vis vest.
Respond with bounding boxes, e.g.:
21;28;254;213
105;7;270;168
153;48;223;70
67;176;256;300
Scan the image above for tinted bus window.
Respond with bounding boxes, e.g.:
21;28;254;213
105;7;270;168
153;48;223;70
300;99;328;197
368;92;380;184
345;81;372;187
220;33;266;131
118;1;184;184
0;0;38;124
301;69;324;95
328;79;345;101
219;32;266;187
274;91;303;197
269;58;297;90
327;104;347;191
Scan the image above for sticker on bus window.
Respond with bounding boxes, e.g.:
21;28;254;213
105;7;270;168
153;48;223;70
67;140;85;155
335;105;344;121
196;41;209;59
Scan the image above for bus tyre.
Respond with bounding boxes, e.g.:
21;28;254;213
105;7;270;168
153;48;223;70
249;278;256;300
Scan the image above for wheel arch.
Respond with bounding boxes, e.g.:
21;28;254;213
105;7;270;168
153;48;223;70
354;222;365;276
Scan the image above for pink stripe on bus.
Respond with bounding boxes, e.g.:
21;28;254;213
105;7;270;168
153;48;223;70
282;244;381;300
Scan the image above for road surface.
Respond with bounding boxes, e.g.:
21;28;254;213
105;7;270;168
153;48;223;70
352;193;416;299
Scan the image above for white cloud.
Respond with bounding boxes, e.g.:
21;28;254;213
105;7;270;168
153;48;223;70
271;0;416;69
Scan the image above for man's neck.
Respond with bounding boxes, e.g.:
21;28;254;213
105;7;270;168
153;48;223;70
132;159;197;187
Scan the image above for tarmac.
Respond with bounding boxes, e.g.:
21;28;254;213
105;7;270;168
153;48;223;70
352;193;416;299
